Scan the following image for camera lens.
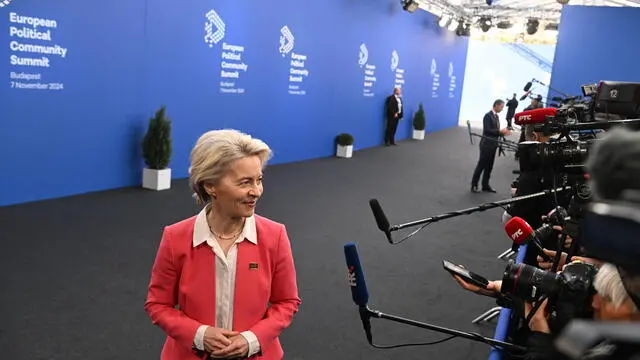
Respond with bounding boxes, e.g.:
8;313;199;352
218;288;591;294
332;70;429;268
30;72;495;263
501;262;560;301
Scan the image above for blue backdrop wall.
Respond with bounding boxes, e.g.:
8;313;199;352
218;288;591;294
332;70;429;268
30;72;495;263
0;0;468;206
550;5;640;97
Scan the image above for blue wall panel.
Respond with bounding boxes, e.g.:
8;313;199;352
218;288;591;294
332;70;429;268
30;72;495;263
0;0;468;206
550;5;640;98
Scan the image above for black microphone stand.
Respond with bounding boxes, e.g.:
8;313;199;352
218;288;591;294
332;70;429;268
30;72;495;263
532;79;571;99
387;186;572;232
360;305;527;353
466;120;519;152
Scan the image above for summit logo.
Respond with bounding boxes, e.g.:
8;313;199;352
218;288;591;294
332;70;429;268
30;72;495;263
204;9;225;47
279;25;295;56
358;43;368;67
430;59;437;77
0;0;14;8
448;62;454;77
390;50;399;71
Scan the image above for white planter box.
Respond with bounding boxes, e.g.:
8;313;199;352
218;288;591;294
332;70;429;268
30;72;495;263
412;129;425;140
336;144;353;158
142;168;172;191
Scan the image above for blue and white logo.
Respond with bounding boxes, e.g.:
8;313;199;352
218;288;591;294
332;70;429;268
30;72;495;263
430;59;437;76
204;9;225;47
0;0;14;8
358;43;368;68
448;62;454;77
390;50;399;71
279;25;295;56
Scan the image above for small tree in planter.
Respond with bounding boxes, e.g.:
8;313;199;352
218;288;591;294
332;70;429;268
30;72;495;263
336;133;354;158
141;105;173;191
412;103;426;140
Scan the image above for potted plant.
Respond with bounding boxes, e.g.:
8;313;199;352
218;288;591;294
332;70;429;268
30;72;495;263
412;103;426;140
335;133;354;158
141;105;173;191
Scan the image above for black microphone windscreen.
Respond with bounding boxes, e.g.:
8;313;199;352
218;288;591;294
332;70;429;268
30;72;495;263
524;82;532;92
520;94;528;101
369;199;390;232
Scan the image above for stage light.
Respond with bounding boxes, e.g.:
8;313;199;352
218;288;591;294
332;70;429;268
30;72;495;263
544;22;559;31
479;16;492;32
401;0;420;13
455;21;471;36
448;19;459;32
496;21;512;29
526;18;539;35
439;15;451;28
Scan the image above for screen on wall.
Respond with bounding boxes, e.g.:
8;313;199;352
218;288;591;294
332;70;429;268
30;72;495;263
0;0;469;206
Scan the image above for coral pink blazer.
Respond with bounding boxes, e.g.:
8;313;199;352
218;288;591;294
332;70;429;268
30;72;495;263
145;215;301;360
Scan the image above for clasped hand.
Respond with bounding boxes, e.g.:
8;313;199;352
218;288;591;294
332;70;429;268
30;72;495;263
203;327;249;359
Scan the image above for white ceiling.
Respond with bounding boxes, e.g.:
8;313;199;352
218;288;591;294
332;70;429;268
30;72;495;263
417;0;640;23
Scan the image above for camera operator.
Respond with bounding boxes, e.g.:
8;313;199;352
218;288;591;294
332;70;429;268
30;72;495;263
452;263;640;359
451;128;640;359
508;125;572;266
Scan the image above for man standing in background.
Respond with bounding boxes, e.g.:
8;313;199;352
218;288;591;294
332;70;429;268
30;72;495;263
471;99;511;193
505;94;519;130
384;87;403;146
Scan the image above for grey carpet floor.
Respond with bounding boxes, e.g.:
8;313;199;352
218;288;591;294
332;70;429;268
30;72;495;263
0;126;521;360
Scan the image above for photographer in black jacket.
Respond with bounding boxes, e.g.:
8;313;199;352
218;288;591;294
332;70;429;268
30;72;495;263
453;129;640;359
507;125;571;266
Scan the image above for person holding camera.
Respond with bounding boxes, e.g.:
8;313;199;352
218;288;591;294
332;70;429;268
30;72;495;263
451;262;640;359
452;128;640;359
508;124;571;266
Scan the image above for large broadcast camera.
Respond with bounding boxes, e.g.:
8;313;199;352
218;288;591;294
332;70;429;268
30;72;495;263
514;81;640;221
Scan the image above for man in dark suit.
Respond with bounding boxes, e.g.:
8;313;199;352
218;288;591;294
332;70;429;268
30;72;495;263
471;99;511;193
384;87;403;146
505;94;519;130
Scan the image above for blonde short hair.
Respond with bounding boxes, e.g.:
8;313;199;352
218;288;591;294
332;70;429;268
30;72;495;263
189;129;272;204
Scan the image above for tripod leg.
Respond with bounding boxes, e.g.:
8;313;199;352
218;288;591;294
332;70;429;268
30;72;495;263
472;307;503;324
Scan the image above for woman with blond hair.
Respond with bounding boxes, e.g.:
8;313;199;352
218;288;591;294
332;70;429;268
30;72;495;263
145;129;301;360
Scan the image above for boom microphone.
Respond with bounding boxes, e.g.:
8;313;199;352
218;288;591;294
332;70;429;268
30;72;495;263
524;80;533;92
505;217;553;262
520;90;532;101
369;199;392;243
514;107;558;126
344;242;373;343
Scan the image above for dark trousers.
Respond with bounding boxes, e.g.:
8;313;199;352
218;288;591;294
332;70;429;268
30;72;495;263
471;146;497;188
506;116;513;128
384;117;399;145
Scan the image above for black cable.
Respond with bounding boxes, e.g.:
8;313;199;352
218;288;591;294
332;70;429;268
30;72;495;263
370;335;457;349
525;295;549;327
392;223;432;244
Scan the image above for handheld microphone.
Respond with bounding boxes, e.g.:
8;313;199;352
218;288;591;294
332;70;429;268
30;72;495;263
344;242;373;343
514;107;558;126
504;217;553;262
369;199;392;243
343;244;528;352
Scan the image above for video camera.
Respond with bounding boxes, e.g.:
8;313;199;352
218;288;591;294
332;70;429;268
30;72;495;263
514;81;640;219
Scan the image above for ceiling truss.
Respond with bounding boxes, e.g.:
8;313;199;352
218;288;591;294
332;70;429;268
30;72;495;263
414;0;640;25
